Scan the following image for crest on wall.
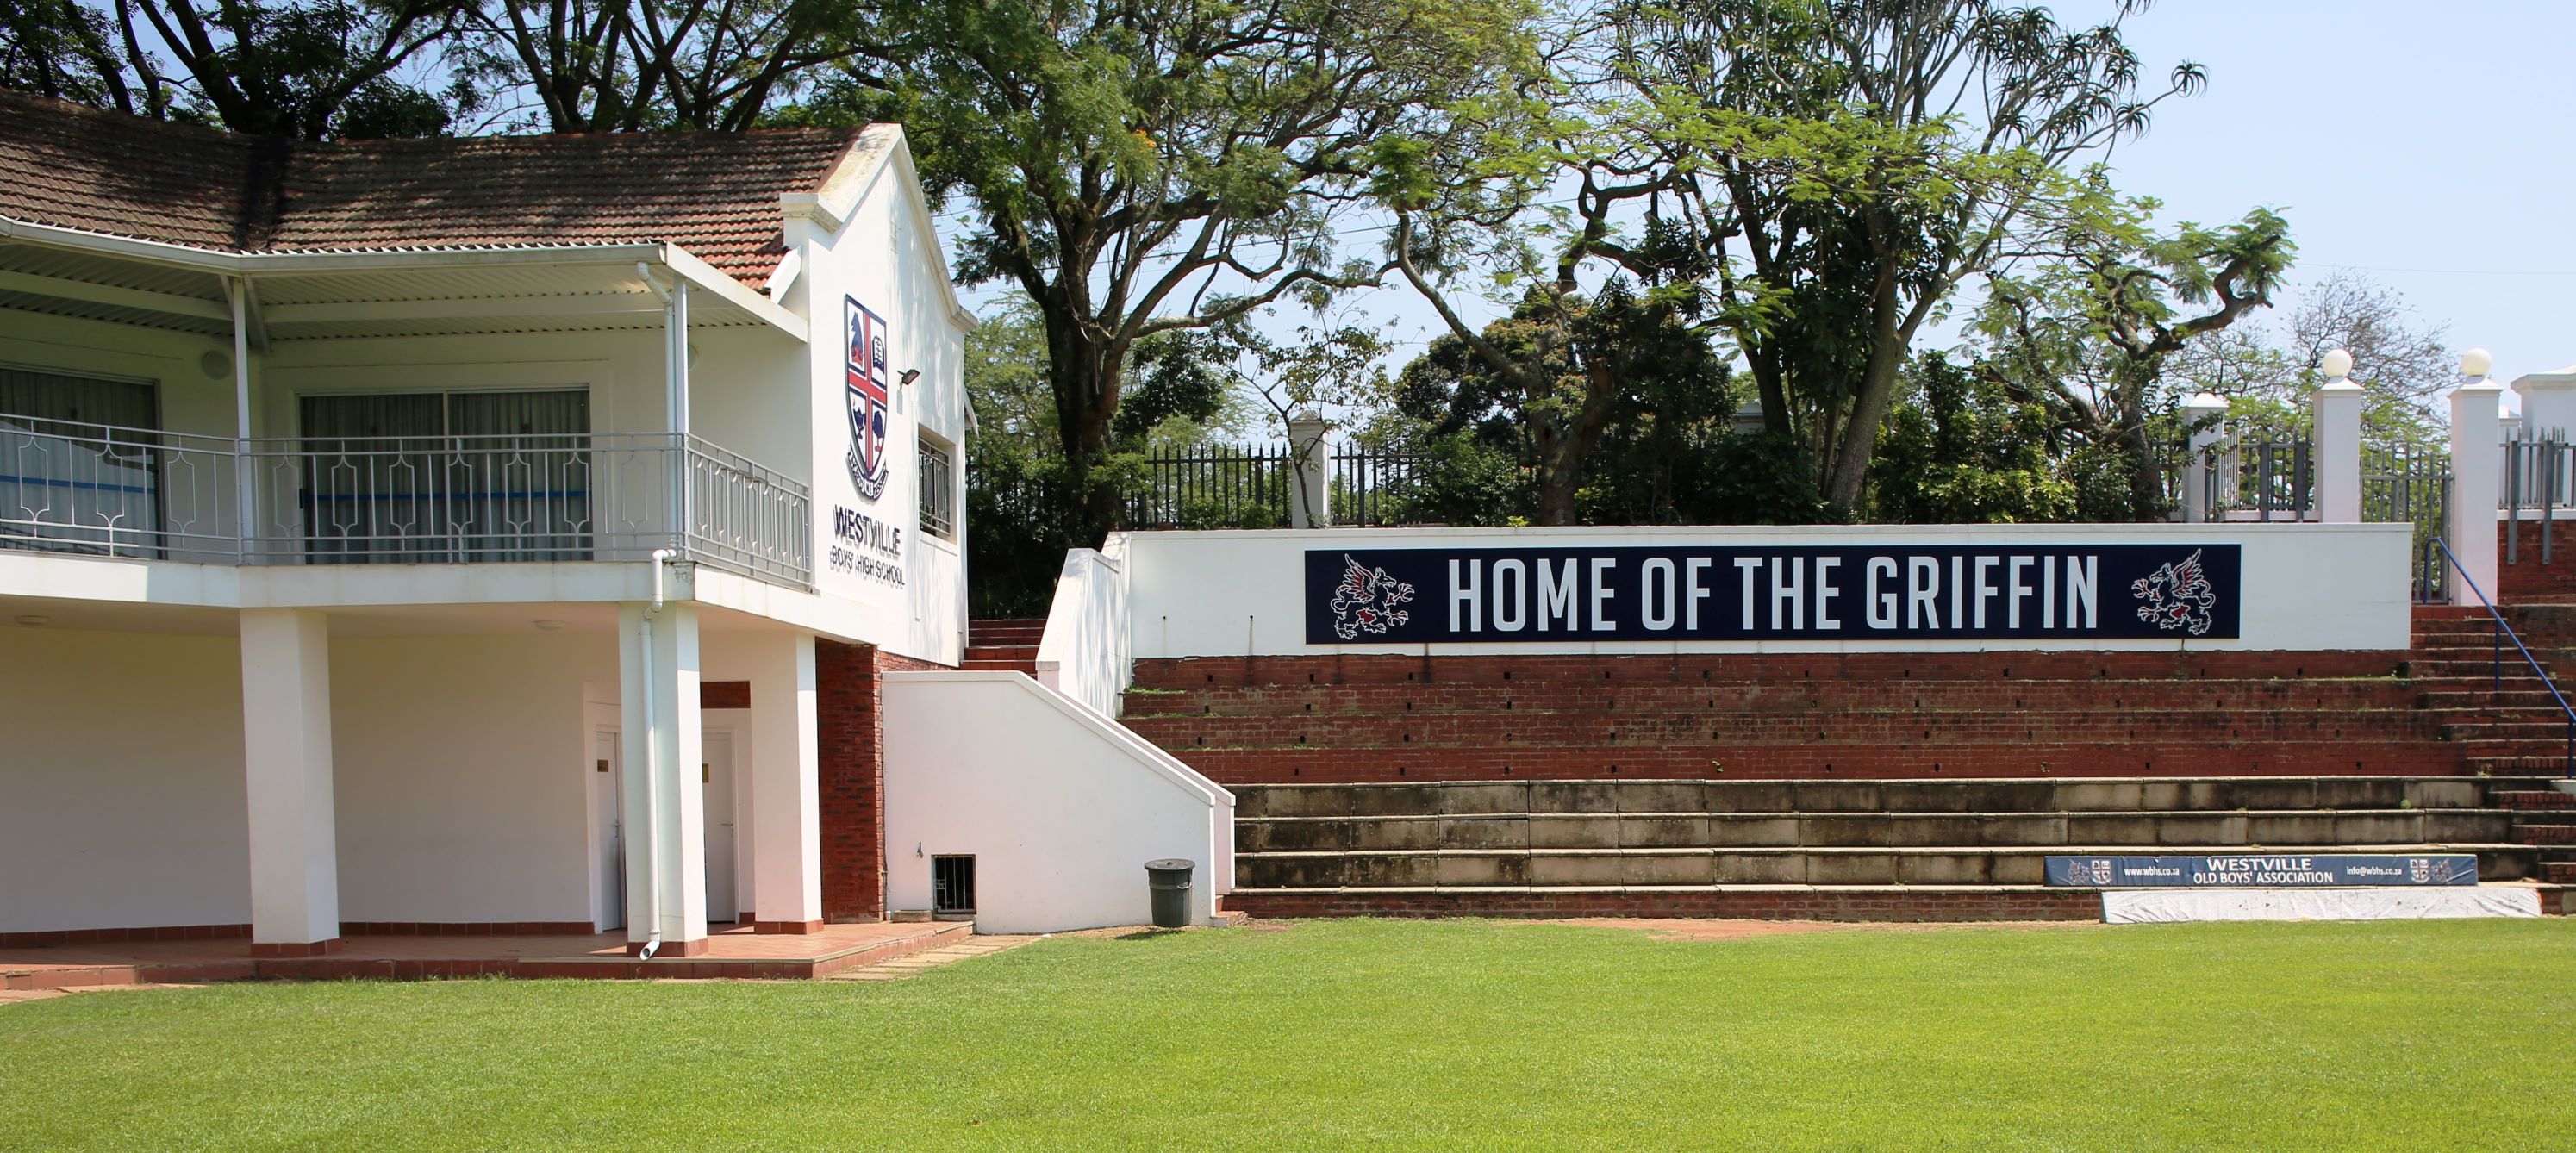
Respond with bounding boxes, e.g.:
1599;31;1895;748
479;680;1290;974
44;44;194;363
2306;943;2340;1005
2131;549;2217;637
1328;554;1414;640
845;296;891;501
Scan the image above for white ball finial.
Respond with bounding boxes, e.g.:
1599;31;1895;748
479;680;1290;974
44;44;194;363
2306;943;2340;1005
2462;348;2494;378
2320;348;2353;380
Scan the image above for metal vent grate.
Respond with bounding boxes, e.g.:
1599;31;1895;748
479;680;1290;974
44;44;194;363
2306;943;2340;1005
932;855;976;914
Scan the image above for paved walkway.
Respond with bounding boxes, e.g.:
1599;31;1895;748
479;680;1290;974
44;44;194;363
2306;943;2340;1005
827;934;1038;981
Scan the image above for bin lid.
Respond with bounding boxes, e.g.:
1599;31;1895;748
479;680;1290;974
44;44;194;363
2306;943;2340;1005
1144;858;1195;871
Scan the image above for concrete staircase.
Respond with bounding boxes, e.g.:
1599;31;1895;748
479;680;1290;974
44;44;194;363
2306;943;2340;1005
963;618;1045;675
1117;604;2576;919
1223;775;2553;920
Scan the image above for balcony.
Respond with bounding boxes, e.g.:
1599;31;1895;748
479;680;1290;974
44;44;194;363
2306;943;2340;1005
1;414;812;589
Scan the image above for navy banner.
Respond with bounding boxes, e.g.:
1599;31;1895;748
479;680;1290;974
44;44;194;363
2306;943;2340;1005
1305;544;2241;645
2045;854;2480;888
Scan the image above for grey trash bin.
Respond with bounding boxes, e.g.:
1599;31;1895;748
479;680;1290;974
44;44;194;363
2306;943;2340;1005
1144;858;1195;928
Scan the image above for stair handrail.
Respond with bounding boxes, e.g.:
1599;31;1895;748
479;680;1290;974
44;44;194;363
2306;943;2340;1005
2431;536;2576;779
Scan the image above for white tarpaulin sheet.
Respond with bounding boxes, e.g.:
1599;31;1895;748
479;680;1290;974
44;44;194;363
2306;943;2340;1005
2102;887;2542;924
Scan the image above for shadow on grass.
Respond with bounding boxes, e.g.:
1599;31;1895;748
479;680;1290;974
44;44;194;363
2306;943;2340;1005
1111;929;1185;942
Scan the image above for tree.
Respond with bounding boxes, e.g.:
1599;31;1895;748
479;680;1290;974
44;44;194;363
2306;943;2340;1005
814;0;1538;541
458;0;882;132
1869;353;2076;523
93;0;471;138
1602;0;2206;511
2;1;136;110
2167;270;2454;453
1971;184;2294;520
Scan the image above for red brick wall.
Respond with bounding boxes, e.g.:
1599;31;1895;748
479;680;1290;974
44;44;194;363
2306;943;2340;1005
817;642;949;922
701;681;751;709
2500;520;2576;601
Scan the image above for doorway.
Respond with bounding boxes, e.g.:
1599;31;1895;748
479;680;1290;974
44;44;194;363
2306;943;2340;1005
589;727;624;932
703;730;739;925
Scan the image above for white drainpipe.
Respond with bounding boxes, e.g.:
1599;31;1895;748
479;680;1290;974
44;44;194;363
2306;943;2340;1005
636;547;677;958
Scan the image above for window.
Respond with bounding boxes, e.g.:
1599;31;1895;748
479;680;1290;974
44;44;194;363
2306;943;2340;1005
932;855;976;915
0;365;163;557
919;433;956;540
296;389;590;563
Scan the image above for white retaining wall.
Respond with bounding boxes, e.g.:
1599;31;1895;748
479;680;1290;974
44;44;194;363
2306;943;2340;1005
882;670;1232;933
1119;523;2415;658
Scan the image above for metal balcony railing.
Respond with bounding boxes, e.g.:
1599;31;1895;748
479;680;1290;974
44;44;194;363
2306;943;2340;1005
2;414;240;561
0;416;812;589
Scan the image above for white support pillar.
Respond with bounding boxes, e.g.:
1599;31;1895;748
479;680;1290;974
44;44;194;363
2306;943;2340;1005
1287;408;1331;529
2449;350;2505;606
2312;349;2363;523
618;601;708;956
2181;391;2229;523
239;608;340;955
2512;365;2576;442
748;632;823;933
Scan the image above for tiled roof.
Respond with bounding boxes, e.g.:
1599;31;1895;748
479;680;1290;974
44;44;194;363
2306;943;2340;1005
0;90;873;288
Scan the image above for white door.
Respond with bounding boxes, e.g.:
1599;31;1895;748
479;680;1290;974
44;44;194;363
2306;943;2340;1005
703;731;739;925
589;729;624;932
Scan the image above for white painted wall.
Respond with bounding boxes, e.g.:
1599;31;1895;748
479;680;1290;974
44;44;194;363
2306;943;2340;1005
1034;545;1132;717
1120;523;2417;657
883;671;1233;933
329;632;612;925
793;134;970;668
0;627;250;933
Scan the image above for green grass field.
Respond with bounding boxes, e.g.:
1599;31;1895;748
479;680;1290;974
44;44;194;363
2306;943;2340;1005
4;918;2573;1150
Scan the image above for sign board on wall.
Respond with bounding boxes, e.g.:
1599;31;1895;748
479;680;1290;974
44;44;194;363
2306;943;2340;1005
1306;545;2241;645
826;295;904;587
2045;854;2479;888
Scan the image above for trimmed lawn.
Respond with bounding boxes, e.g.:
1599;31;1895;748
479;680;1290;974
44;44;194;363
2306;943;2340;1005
4;918;2573;1150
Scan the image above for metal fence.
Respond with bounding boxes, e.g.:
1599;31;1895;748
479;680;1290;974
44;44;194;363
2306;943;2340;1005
2361;446;2451;602
1125;443;1297;529
246;432;812;586
1329;449;1431;527
1114;443;1433;529
0;414;239;562
2186;439;2316;522
0;414;811;588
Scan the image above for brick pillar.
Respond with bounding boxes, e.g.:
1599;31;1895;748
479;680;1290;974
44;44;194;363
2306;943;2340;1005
817;639;887;922
816;642;955;922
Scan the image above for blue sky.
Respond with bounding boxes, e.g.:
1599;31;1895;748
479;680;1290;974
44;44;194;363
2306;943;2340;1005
948;0;2576;417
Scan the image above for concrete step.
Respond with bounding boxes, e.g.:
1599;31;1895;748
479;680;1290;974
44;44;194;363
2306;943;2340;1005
1237;809;2518;853
1234;844;2542;888
1232;776;2496;818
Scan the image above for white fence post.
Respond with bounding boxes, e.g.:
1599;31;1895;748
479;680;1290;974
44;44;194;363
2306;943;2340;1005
2448;349;2504;606
2182;391;2228;523
2313;349;2362;523
1286;409;1331;529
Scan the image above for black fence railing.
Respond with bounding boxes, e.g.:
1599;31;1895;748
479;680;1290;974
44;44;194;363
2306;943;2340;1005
2362;445;2451;603
1126;443;1297;529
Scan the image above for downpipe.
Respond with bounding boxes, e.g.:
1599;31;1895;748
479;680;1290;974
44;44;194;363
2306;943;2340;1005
636;547;677;959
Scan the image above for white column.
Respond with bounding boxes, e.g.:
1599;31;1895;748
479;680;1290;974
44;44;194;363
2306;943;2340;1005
2181;391;2229;523
239;608;340;953
2449;350;2505;606
748;632;823;932
2512;365;2576;441
617;601;708;955
1286;408;1331;529
2312;350;2363;523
